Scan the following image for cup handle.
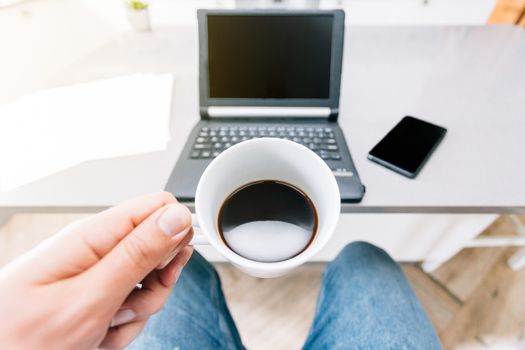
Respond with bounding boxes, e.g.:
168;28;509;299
190;213;209;245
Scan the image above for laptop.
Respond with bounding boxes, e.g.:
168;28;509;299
166;9;365;203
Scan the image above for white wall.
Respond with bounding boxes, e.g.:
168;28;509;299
0;0;497;103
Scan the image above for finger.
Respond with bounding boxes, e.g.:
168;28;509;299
111;246;193;327
156;228;194;269
99;320;147;350
115;270;169;325
14;192;178;282
156;250;177;270
159;246;193;287
87;202;192;303
78;192;178;258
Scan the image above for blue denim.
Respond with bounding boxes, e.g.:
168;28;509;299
128;242;442;349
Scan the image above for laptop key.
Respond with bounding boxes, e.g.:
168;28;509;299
332;168;353;177
194;143;211;150
212;151;220;158
191;151;200;158
322;145;338;151
201;151;211;158
213;142;223;149
330;153;341;160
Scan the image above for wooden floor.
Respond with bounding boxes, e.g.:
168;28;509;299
1;214;525;349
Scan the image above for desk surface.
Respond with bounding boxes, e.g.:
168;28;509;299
1;25;524;213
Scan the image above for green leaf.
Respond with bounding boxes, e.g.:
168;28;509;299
129;0;148;10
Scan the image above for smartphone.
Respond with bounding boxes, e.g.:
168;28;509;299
368;116;447;178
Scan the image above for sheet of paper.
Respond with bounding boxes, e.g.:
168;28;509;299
0;73;173;191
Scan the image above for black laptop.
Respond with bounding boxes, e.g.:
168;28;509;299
166;9;365;203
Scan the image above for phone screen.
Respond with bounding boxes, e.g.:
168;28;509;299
368;116;447;177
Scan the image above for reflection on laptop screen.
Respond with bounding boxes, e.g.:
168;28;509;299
207;15;333;99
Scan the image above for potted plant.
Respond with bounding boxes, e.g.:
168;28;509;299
126;0;151;31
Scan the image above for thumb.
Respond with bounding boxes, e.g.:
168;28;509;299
87;202;192;301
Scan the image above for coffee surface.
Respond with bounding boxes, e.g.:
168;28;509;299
218;180;317;262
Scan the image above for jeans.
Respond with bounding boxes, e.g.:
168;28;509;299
128;242;442;349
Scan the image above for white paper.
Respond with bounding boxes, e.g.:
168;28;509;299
0;74;173;191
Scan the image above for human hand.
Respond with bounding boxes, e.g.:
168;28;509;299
0;192;193;349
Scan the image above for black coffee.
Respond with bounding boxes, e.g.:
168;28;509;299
218;180;318;262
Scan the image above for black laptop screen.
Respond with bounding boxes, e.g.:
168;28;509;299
207;14;333;99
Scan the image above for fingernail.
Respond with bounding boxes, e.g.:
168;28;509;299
173;266;183;283
157;204;191;238
166;266;184;286
110;309;136;327
157;250;177;270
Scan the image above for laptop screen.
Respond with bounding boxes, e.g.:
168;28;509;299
198;10;344;118
207;15;333;99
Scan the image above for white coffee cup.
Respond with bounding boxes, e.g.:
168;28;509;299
191;138;340;278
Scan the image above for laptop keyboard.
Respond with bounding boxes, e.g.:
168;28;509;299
190;126;341;161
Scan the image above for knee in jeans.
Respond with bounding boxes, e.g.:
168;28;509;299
324;242;400;285
183;251;221;285
336;241;392;265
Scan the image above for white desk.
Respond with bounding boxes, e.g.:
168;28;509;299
1;25;524;268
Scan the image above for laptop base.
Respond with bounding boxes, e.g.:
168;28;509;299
165;119;365;203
